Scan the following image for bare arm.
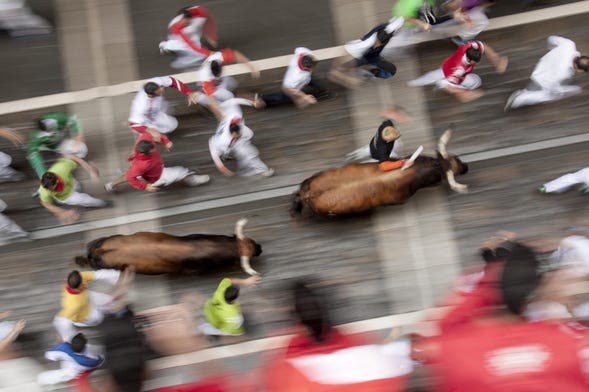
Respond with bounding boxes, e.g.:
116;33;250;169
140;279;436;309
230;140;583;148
64;155;99;183
403;17;430;32
229;276;261;287
233;50;260;79
282;87;317;109
0;128;25;147
41;200;79;224
483;43;508;73
0;320;26;353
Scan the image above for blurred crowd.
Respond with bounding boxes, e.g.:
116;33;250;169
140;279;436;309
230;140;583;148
1;0;589;391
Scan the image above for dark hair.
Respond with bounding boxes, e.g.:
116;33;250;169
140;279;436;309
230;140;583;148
500;243;542;315
576;56;589;72
224;284;240;303
301;55;317;70
136;140;155;155
229;123;241;135
143;82;160;96
466;47;482;63
481;241;514;263
41;172;58;189
37;118;48;131
376;28;392;46
67;270;82;289
179;7;192;19
294;281;331;342
71;333;87;353
210;60;222;77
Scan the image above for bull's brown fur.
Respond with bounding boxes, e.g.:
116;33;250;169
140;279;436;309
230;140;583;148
75;221;262;275
292;154;467;217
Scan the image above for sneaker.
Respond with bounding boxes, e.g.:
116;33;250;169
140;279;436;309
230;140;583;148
450;36;467;47
504;90;523;112
184;174;210;186
578;185;589;193
261;168;275;178
102;200;115;208
253;93;266;109
104;182;115;193
537;185;547;194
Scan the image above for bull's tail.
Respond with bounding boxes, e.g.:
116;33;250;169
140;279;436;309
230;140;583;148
290;190;304;217
235;218;259;276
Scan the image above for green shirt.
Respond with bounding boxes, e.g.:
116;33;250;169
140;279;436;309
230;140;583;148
28;112;81;152
39;158;77;203
392;0;433;18
203;278;244;335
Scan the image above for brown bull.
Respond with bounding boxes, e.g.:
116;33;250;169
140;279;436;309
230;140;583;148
290;130;469;217
75;218;261;276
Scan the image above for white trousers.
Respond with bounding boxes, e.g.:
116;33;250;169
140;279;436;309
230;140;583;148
148;111;178;134
510;81;581;109
409;68;481;90
0;198;27;242
0;151;24;182
433;6;489;41
151;166;192;187
52;291;114;341
231;139;269;176
543;167;589;193
60;191;106;208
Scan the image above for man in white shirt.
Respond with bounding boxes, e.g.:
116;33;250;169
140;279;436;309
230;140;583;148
208;99;273;178
128;76;198;138
258;48;328;109
505;36;589;111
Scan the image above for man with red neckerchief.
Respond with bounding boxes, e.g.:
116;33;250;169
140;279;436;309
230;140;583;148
52;269;126;342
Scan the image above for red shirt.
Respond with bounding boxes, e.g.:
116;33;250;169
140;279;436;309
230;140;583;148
125;133;168;190
442;40;484;86
430;319;589;392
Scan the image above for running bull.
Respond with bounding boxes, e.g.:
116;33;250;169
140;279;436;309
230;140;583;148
75;218;262;276
290;130;468;217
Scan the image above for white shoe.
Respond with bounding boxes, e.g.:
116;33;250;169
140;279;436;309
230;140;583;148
504;90;523;112
184;174;210;186
261;168;275;178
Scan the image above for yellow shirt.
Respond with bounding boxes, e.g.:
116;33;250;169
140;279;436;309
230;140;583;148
57;271;96;322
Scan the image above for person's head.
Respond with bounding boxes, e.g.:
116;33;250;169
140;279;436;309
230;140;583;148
179;7;192;20
143;82;163;97
38;117;58;132
465;47;482;64
382;126;400;143
210;60;222;77
40;172;59;190
293;281;331;342
71;333;87;353
500;243;542;316
224;284;240;304
300;55;318;71
574;56;589;73
67;270;83;289
136;140;155;155
376;28;393;46
229;120;242;139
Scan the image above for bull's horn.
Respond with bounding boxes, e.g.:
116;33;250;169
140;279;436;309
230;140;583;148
446;170;468;193
401;145;423;171
438;129;452;159
241;256;259;276
235;218;248;239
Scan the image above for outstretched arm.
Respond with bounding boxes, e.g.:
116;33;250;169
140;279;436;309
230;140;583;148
232;50;260;79
64;155;99;183
483;43;508;73
0;128;25;146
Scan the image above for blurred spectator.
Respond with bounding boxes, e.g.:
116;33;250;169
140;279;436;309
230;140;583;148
329;17;404;88
257;47;330;109
408;40;507;102
199;275;261;338
413;243;589;391
27;112;87;179
129;76;199;139
104;133;209;193
0;0;51;37
0;127;26;182
258;281;413;391
37;332;104;386
506;36;588;111
538;166;589;194
159;5;218;70
208;99;274;178
442;0;494;46
52;269;123;341
0;197;28;244
38;156;111;225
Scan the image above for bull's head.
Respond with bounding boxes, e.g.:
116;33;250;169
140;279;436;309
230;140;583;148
437;130;469;193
